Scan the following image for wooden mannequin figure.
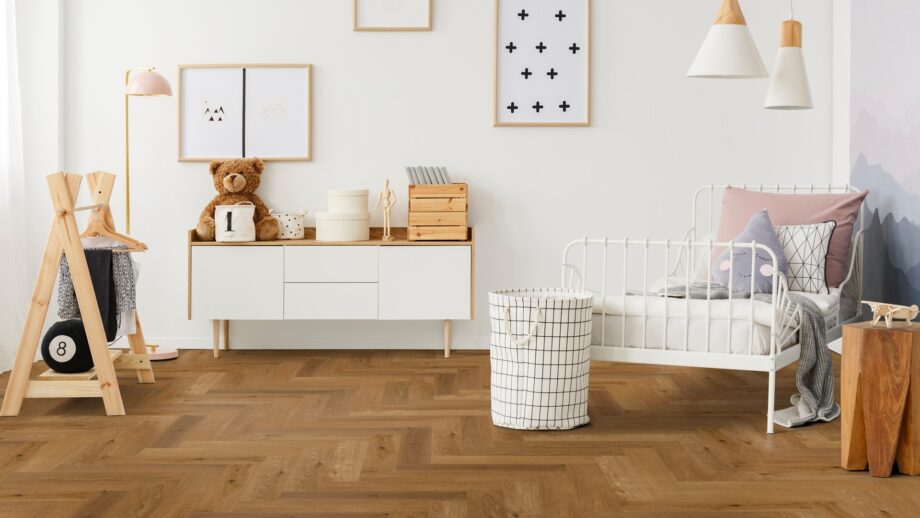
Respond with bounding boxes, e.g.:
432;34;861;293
375;179;397;241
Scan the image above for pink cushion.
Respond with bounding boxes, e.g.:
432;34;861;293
714;187;868;288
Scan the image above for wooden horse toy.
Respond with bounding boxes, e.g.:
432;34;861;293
862;300;920;328
1;172;155;417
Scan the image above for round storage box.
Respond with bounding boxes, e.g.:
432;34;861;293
327;189;369;214
316;212;370;241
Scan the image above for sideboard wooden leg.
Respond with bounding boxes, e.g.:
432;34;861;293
444;320;452;359
212;320;220;359
223;320;230;351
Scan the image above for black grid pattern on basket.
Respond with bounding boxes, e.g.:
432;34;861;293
489;289;594;430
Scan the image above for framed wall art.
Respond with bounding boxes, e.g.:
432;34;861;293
494;0;591;127
354;0;432;32
178;64;312;161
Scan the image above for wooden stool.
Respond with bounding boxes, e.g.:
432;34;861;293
841;322;920;477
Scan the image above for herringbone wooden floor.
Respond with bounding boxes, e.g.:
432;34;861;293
0;350;916;517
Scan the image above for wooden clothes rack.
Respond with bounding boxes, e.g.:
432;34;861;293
0;172;155;417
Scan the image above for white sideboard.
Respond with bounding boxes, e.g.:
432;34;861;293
188;228;474;358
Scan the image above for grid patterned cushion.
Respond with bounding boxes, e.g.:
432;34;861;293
774;221;837;294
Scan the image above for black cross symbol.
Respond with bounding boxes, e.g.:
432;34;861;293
521;68;532;79
555;10;566;21
547;68;558;79
569;43;581;54
533;102;544;113
517;9;529;20
507;102;518;113
559;101;571;112
535;42;547;53
505;41;517;53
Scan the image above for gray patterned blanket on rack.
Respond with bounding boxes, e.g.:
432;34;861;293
648;282;839;428
58;245;137;341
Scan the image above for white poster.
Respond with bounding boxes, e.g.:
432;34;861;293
355;0;431;31
495;0;590;126
244;67;311;160
179;65;312;161
179;67;244;159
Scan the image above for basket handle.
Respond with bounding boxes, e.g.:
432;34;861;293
503;304;545;347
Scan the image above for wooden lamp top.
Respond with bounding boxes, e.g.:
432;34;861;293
713;0;747;25
780;20;803;48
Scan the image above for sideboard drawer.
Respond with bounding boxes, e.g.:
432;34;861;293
378;246;471;320
285;246;378;282
191;246;284;320
284;283;378;319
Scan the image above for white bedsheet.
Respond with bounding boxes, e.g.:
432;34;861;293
589;288;840;355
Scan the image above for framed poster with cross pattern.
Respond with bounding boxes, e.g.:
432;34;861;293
494;0;591;127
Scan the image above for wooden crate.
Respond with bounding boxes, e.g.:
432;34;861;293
408;183;468;241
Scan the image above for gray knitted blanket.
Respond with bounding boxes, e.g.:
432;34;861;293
650;282;839;428
58;246;137;319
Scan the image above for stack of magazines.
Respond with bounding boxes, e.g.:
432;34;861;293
406;166;452;184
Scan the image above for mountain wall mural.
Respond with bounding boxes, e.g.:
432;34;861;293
850;2;920;306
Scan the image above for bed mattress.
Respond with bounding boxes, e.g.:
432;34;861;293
589;289;840;356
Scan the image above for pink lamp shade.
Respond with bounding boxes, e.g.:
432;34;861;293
126;69;172;96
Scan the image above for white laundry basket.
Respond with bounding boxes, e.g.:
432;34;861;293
488;288;594;430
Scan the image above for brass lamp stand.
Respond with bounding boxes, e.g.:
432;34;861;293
124;67;177;360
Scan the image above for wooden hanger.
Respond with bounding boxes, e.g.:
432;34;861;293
80;205;148;252
79;172;147;253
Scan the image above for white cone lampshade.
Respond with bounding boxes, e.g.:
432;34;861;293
764;20;813;109
687;0;767;79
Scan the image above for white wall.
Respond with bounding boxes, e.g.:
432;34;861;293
832;0;850;184
13;0;61;366
16;0;61;277
52;0;834;350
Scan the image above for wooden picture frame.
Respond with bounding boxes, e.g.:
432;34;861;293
353;0;432;32
178;64;313;162
493;0;592;127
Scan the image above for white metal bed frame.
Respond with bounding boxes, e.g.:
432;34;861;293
562;184;865;433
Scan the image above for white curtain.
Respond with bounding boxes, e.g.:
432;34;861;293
0;0;27;373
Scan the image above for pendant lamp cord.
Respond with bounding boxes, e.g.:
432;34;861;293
789;0;794;20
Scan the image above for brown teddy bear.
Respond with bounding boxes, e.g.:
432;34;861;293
196;158;279;241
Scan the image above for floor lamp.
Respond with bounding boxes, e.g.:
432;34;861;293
125;67;171;234
124;67;177;360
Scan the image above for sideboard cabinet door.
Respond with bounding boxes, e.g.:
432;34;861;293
191;246;284;320
378;247;471;320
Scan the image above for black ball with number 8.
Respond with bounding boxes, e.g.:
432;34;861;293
40;319;95;374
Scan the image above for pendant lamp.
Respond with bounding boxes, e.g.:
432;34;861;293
687;0;767;79
764;4;813;109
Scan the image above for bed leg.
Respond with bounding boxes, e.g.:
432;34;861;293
767;369;776;434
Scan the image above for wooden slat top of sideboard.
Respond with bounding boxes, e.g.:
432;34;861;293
188;227;474;247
